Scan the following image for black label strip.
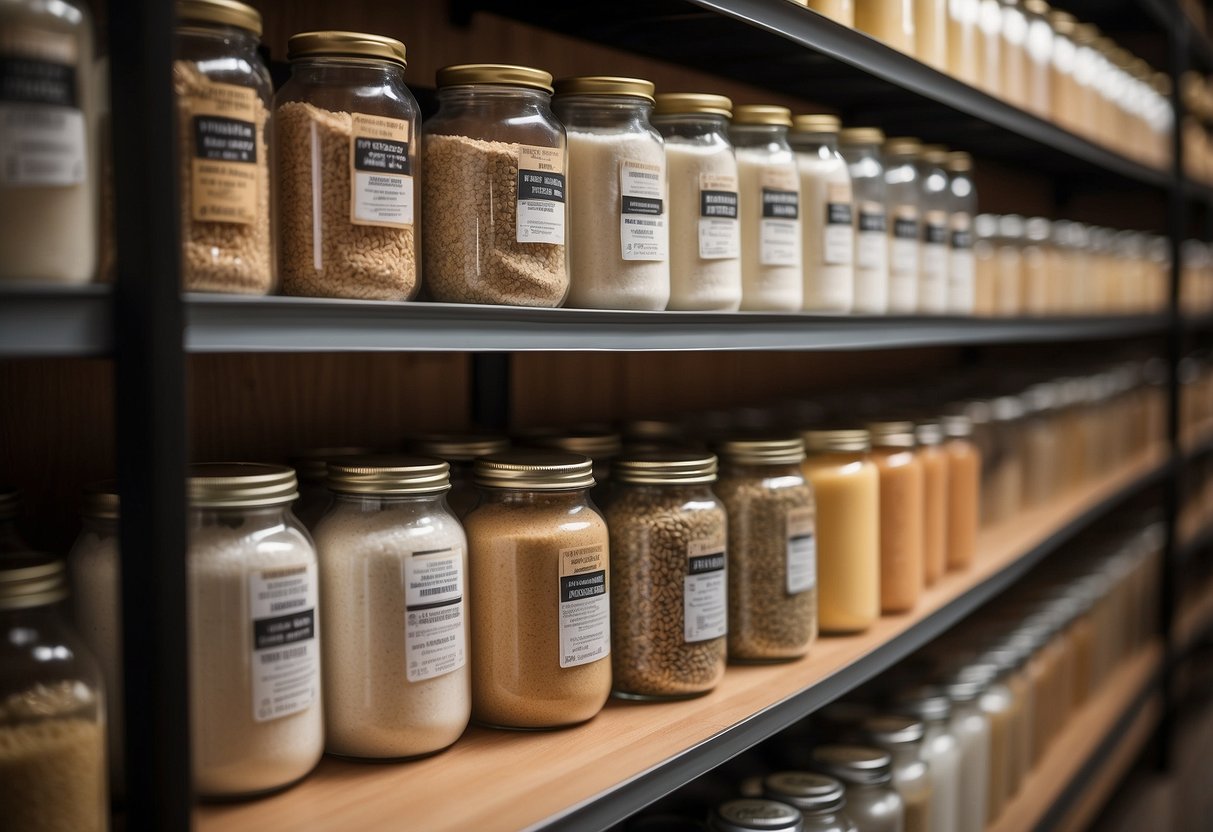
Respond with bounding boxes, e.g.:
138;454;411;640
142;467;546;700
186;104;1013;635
194;115;257;164
689;553;726;574
518;170;566;202
353;136;409;174
253;609;315;650
0;57;77;107
560;570;607;603
762;188;799;220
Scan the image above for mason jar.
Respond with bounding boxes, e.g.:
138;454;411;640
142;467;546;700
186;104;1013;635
810;745;905;832
275;31;420;300
790;114;854;313
883;137;922;314
892;687;961;832
608;452;728;699
405;433;512;519
917;145;950;314
187;463;323;797
946;152;977;315
175;0;273;294
861;716;933;832
764;772;858;832
839;128;889;314
867;420;925;614
555;76;670;310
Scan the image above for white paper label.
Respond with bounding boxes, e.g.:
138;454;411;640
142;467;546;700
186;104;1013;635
403;547;465;683
620;158;667;261
684;536;727;643
698;171;739;260
249;564;319;723
349;114;413;227
559;543;610;668
516;145;566;244
786;507;817;595
760;177;800;267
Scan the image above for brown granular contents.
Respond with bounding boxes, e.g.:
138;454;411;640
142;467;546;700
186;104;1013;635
174;62;273;295
276;101;418;300
422;134;567;306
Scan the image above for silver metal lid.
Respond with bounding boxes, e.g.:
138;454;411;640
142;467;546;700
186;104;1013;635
810;745;893;785
326;455;451;495
892;685;952;722
710;799;804;832
188;463;299;508
0;555;68;610
763;771;846;814
862;714;925;745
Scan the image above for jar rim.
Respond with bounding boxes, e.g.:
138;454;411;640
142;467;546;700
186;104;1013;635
0;555;68;610
474;450;595;490
717;436;805;466
732;104;793;127
188;463;299;508
614;451;718;484
802;429;870;453
553;75;656;102
177;0;262;37
653;92;733;118
437;63;553;93
288;31;407;68
327;455;451;495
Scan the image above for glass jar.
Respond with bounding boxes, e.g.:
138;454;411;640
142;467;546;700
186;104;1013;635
314;456;470;759
175;0;273;295
999;0;1028;109
764;772;858;832
977;0;1003;95
1020;383;1058;508
918;146;950;314
915;0;949;69
608;452;727;699
1048;11;1078;131
710;799;805;832
423;64;568;306
861;717;933;832
994;214;1025;316
810;746;905;832
945;152;976;315
884;137;922;314
868;421;925;614
802;430;880;633
522;428;623;508
915;422;948;587
941;414;979;571
716;438;817;662
893;687;960;832
854;0;915;53
806;0;855;26
731;105;803;312
972;213;997;315
791;114;854;313
0;556;107;832
1022;217;1050;315
653;94;742;311
405;434;511;519
0;488;30;555
1023;0;1052;118
0;0;96;285
555;76;669;310
187;463;322;797
988;395;1025;524
944;675;990;832
290;445;375;529
840;128;889;314
948;0;981;86
1071;24;1100;139
465;451;610;728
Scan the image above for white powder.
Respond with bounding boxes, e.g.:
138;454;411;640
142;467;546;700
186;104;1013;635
736;147;803;311
796;148;854;312
313;500;470;758
663;141;741;311
565;129;670;310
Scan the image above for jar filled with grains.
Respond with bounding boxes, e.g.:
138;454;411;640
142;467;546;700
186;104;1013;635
715;437;817;662
608;452;728;699
314;456;469;759
423;64;568;306
175;0;273;294
465;451;611;728
404;434;511;519
187;463;322;797
274;31;420;300
555;76;670;310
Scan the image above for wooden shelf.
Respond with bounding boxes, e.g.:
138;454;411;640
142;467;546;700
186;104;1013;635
195;450;1167;832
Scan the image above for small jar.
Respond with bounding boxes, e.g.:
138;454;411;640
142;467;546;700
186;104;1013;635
944;676;990;832
941;414;980;571
187;463;322;797
915;421;948;587
404;434;511;519
0;556;107;832
175;0;273;294
290;445;375;529
314;456;470;759
884;137;923;314
555;76;670;310
521;428;623;508
1020;383;1059;508
989;395;1025;523
972;214;998;315
893;687;961;832
275;32;420;300
710;799;805;832
1022;216;1051;315
608;453;727;699
652;94;742;311
731;105;803;312
465;452;611;728
839;128;889;314
917;145;950;314
0;488;31;555
810;746;905;832
945;152;977;315
791;114;854;313
716;438;817;662
861;717;933;832
801;430;880;634
1023;0;1053;118
854;0;915;53
915;0;949;69
764;772;858;832
868;421;925;614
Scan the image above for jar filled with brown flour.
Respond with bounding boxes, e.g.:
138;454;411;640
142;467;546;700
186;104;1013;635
187;463;323;797
608;452;728;699
715;437;817;662
464;451;611;729
314;456;469;759
423;64;568;307
275;32;420;300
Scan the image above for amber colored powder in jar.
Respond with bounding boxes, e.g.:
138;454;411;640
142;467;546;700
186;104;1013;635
869;422;925;614
943;414;980;571
916;422;949;587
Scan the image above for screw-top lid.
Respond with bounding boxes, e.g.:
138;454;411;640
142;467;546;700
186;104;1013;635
919;144;949;165
288;31;407;68
326;455;450;495
554;76;655;102
943;674;988;702
839;127;885;145
892;685;953;722
178;0;262;35
718;437;805;466
0;555;68;610
991;395;1025;422
81;481;119;521
406;433;510;462
0;487;18;521
188;463;299;508
763;772;846;814
654;93;733;118
436;64;553;93
614;451;718;485
791;114;841;134
940;413;973;439
946;151;973;172
862;715;925;745
915;421;944;447
883;137;922;157
520;428;623;460
473;450;595;490
867;420;917;449
802;429;870;454
710;799;804;832
810;745;894;785
1025;216;1051;243
998;214;1026;240
732;105;793;127
292;446;377;483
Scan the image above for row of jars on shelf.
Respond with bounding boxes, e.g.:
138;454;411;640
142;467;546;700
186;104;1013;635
796;0;1172;169
1180;351;1213;444
623;519;1163;832
1179;453;1213;545
1180;241;1213;317
1182;72;1213;186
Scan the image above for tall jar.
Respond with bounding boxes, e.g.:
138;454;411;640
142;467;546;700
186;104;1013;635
854;0;915;53
993;214;1025;316
764;772;859;832
810;746;905;832
1023;0;1052;118
915;0;949;69
731;105;803;311
1048;11;1079;131
806;0;856;26
423;64;567;306
290;445;374;530
840;128;889;314
915;421;948;587
884;137;922;314
973;214;998;315
977;0;1003;95
314;456;470;759
555;76;669;310
0;557;107;832
275;32;420;300
861;716;933;832
791;114;855;313
716;438;817;662
802;430;880;633
945;152;977;315
187;463;323;797
652;94;742;311
465;451;611;728
894;687;960;832
0;0;95;284
869;421;925;614
917;145;950;314
609;453;728;699
175;0;273;295
1020;383;1059;508
941;414;980;571
405;433;511;519
1022;216;1050;315
944;675;990;832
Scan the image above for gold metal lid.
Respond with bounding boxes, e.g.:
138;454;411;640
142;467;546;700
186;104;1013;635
867;420;917;449
288;31;407;67
717;437;805;466
802;429;870;453
326;455;450;495
791;114;841;134
732;104;793;127
1047;10;1076;34
919;144;949;165
946;151;973;172
405;433;510;462
614;452;718;485
553;76;655;102
474;451;595;490
0;487;17;521
838;127;885;145
436;63;553;92
653;93;733;118
915;422;944;446
177;0;262;36
188;463;299;508
0;556;67;610
883;137;922;157
1023;0;1049;15
521;429;623;460
291;446;376;483
82;481;119;521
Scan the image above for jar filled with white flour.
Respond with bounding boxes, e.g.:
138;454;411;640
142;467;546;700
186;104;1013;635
314;456;469;759
554;76;670;310
789;114;854;313
839;128;889;314
187;463;322;797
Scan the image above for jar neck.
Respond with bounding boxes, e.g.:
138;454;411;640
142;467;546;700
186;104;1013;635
190;503;293;526
80;516;118;536
437;84;552;109
731;123;790;149
177;22;261;53
331;491;447;507
291;57;406;85
790;131;840;152
478;487;591;508
720;460;804;480
652;112;731;141
555;95;655;129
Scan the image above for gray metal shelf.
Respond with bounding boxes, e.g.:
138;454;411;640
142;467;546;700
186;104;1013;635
0;285;114;357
